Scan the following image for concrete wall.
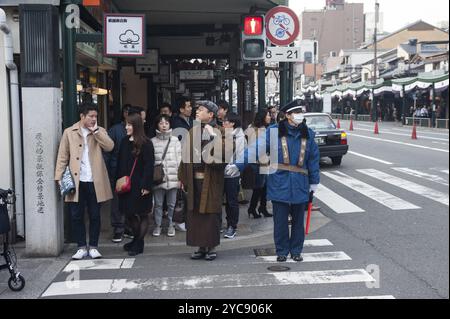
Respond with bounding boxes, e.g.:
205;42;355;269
301;3;365;63
121;66;148;110
0;36;13;190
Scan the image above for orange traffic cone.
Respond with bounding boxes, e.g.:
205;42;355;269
374;121;379;134
337;119;341;129
411;124;418;140
349;119;354;131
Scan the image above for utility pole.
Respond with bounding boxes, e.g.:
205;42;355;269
372;0;379;122
313;31;317;111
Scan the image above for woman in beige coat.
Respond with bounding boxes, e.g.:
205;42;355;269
55;103;114;260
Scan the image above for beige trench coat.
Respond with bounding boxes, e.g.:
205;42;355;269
54;121;114;203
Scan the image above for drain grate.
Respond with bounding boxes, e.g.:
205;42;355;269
254;248;276;257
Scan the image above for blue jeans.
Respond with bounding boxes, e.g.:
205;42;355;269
69;182;101;248
272;201;307;257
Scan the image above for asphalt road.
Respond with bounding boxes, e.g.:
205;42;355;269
36;121;449;300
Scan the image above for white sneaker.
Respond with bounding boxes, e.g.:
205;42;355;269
175;223;187;232
152;226;162;237
72;248;88;260
167;224;176;237
88;248;102;259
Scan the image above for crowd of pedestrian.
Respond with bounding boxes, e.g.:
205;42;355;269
55;98;320;263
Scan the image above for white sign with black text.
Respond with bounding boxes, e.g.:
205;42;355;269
104;14;145;57
265;46;303;62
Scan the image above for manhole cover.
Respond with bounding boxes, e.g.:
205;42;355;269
268;266;291;272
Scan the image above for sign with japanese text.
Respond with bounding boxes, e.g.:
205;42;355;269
104;14;145;57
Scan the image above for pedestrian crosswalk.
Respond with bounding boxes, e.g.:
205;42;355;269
315;167;449;214
41;238;395;299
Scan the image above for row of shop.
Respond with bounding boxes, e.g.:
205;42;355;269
298;72;449;124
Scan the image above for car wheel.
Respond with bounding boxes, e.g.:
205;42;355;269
331;156;342;166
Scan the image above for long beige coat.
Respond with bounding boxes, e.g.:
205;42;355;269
55;121;114;203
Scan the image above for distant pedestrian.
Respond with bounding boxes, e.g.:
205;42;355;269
55;103;114;260
172;97;194;133
104;104;131;243
246;109;272;219
117;113;155;256
223;113;246;239
217;100;229;127
151;114;182;237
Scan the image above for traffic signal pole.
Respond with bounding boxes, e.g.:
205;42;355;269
258;62;266;109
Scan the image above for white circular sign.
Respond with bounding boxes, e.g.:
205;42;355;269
265;6;300;46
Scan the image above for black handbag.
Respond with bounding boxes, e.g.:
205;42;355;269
173;189;186;224
241;165;257;190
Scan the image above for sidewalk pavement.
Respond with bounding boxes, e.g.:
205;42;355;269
0;200;330;299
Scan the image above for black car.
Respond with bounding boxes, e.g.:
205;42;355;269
304;113;349;166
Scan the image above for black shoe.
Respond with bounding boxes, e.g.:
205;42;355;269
128;240;144;256
248;208;262;219
204;251;217;261
123;230;134;239
112;232;123;243
258;206;273;218
123;239;135;252
191;250;207;260
292;255;303;262
277;256;287;262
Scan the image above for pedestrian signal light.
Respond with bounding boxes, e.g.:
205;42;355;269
244;16;263;35
242;15;266;62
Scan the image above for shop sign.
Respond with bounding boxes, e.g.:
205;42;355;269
179;70;214;81
104;14;145;57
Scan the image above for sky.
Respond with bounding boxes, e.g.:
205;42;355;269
289;0;450;32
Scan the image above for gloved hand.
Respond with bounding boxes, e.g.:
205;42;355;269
225;164;240;176
310;184;319;193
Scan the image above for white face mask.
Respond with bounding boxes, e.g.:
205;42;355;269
292;113;305;125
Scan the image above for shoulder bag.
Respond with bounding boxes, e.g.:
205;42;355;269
115;158;137;195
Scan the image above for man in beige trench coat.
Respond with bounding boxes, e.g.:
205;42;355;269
55;103;114;260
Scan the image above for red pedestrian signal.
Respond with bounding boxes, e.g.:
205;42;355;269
242;15;266;62
244;16;264;35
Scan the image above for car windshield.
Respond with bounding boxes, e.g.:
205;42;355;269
305;115;336;130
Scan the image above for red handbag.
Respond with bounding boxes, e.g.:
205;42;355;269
115;159;137;195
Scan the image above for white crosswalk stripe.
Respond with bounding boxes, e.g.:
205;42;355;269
358;169;449;206
315;184;365;214
256;251;351;263
41;237;393;299
63;258;135;272
322;171;421;211
42;269;376;297
392;168;449;186
312;295;396;299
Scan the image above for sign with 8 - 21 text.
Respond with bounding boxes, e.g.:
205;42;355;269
265;46;303;62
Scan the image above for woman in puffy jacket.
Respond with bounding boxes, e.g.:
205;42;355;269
151;114;182;237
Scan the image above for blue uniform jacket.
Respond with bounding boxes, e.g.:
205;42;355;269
236;123;320;205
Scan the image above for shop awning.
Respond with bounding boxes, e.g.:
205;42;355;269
323;72;449;96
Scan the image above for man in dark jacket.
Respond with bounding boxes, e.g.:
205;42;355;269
104;104;131;243
172;97;193;132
